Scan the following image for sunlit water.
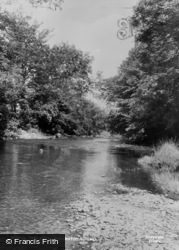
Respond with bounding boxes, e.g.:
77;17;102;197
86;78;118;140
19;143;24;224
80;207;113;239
0;138;159;233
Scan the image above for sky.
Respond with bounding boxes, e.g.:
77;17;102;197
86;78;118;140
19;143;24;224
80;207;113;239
1;0;139;78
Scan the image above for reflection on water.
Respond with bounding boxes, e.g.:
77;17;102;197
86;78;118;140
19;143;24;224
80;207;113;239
0;138;159;233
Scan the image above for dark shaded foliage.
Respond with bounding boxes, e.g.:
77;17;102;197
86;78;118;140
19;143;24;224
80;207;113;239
103;0;179;143
0;11;105;139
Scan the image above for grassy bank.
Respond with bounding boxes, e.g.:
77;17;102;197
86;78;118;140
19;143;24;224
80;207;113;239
17;128;53;139
138;141;179;199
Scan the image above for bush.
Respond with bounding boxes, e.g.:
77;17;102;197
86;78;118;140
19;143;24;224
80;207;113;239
4;117;20;139
152;171;179;198
0;104;9;138
138;140;179;199
138;141;179;172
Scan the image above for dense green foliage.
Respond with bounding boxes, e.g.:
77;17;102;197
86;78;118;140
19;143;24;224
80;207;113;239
104;0;179;143
0;11;106;139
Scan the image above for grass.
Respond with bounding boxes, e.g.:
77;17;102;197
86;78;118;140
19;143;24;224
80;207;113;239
152;171;179;198
138;140;179;199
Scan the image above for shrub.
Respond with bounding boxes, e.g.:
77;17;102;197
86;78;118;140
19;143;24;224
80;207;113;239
139;141;179;172
4;117;20;139
138;140;179;199
138;155;153;169
152;171;179;197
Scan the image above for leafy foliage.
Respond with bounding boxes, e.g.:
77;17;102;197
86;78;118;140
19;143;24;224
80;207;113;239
104;0;179;143
0;11;105;138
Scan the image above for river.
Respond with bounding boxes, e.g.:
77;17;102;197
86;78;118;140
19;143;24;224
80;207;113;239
0;138;159;234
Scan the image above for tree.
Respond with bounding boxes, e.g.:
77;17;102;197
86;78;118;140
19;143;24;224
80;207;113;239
27;42;93;134
1;0;64;10
0;10;105;138
0;11;51;120
28;0;63;9
105;0;179;143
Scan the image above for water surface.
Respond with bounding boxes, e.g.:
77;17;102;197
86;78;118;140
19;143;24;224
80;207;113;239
0;138;159;233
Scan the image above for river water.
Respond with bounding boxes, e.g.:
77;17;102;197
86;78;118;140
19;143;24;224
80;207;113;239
0;138;159;234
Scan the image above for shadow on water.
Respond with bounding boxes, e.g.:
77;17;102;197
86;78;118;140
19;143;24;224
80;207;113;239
0;138;161;233
109;147;161;194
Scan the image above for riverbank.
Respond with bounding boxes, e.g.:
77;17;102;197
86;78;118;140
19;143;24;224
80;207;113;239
0;137;178;249
138;141;179;200
17;128;53;139
4;128;75;140
65;184;179;250
115;143;154;156
4;129;112;140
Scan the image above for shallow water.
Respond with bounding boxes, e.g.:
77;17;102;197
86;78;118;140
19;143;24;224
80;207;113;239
0;138;159;233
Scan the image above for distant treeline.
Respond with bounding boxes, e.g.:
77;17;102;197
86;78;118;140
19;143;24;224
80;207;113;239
0;11;106;139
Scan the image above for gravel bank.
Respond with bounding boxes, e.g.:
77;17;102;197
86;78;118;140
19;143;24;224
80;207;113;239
65;184;179;250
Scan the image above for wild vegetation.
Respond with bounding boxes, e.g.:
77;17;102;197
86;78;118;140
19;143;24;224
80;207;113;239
96;0;179;198
0;11;106;139
100;0;179;143
138;141;179;198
